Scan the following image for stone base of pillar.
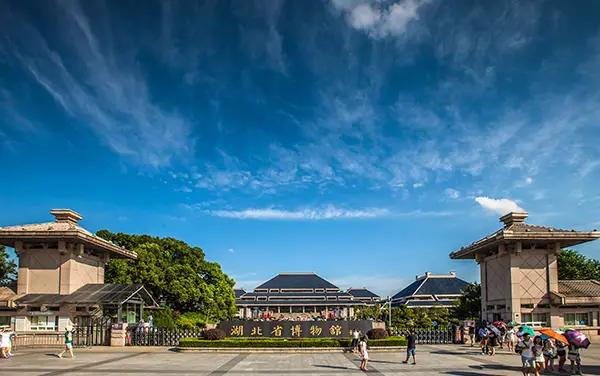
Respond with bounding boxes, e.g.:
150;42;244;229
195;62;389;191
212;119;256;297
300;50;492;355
110;323;128;347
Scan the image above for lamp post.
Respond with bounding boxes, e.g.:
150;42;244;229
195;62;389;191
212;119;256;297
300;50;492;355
387;296;392;332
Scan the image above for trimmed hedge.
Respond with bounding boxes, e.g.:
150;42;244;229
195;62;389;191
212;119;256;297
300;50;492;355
178;336;406;348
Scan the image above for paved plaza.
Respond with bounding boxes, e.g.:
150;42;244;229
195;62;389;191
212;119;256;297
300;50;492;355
2;344;600;375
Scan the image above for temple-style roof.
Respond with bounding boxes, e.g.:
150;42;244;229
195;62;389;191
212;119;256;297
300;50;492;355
450;212;600;260
234;289;246;299
254;273;339;290
558;280;600;297
391;272;468;307
347;288;380;299
0;209;137;259
15;283;157;306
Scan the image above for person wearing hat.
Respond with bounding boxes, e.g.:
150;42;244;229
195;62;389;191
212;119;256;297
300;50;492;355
57;325;75;358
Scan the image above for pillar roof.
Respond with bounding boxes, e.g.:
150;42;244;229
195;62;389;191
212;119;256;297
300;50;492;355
450;211;600;259
0;209;137;259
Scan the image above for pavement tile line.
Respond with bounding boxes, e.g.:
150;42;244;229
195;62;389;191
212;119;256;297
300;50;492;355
39;352;149;376
207;353;249;375
343;352;384;375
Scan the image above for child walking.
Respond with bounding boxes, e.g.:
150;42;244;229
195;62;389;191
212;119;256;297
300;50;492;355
358;336;369;371
57;325;75;359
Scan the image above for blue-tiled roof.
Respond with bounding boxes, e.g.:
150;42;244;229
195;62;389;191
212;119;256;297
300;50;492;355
347;288;380;298
391;279;424;300
404;300;455;307
255;273;339;290
391;273;469;301
417;277;469;295
234;289;246;298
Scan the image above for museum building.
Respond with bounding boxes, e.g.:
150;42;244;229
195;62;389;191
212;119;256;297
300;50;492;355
450;211;600;337
391;271;469;308
0;209;157;331
235;273;380;319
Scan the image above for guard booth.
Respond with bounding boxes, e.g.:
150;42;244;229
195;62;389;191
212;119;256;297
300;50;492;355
0;209;157;346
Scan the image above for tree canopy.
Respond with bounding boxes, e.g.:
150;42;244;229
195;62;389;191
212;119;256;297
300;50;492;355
0;245;17;286
96;230;236;321
558;249;600;280
453;283;481;320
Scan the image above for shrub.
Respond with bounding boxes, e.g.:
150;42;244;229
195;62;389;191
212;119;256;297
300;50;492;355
178;336;406;348
202;328;226;340
176;312;207;330
146;308;177;329
367;328;389;339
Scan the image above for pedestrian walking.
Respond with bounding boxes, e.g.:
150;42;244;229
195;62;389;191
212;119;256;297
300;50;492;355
468;325;475;347
402;330;417;365
542;337;556;372
568;344;583;375
505;326;515;352
488;330;498;356
515;333;534;376
533;336;544;375
478;326;489;355
57;325;75;359
351;329;360;353
0;327;9;358
556;339;568;373
358;335;369;372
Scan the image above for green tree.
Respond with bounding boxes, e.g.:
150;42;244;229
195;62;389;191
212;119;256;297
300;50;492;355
0;245;17;286
558;249;600;280
97;230;236;321
453;283;481;320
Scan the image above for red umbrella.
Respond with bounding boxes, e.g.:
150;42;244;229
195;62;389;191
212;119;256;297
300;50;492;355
493;321;507;328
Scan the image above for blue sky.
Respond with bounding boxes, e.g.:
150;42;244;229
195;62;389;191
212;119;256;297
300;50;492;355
1;0;600;296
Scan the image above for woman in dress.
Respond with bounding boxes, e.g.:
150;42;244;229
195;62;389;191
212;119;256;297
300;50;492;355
533;335;545;376
358;335;369;371
504;326;515;352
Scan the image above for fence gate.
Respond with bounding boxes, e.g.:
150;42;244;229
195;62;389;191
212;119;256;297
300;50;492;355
127;327;203;346
74;317;113;347
392;328;453;344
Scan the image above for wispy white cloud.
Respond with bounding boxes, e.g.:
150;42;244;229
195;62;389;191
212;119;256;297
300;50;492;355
3;2;194;168
475;197;524;216
203;206;390;220
445;188;460;199
332;0;430;39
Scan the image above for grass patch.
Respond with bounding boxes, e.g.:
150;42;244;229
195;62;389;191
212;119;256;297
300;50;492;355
178;336;406;348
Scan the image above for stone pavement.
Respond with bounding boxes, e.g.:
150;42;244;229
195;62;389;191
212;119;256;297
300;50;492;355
2;344;600;375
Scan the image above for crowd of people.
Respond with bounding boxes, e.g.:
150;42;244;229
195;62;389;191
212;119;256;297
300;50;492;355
466;321;585;375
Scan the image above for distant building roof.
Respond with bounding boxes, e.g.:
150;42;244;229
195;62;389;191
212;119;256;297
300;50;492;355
392;272;468;307
558;280;600;297
450;212;600;260
234;288;246;299
0;286;17;308
347;288;380;299
15;283;157;306
255;273;339;290
0;209;137;259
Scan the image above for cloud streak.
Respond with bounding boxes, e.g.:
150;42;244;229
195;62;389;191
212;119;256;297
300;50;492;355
475;197;524;216
203;206;390;220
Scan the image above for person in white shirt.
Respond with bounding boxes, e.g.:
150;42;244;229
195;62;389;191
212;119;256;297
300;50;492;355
0;327;15;358
516;333;535;376
351;329;360;353
358;336;369;372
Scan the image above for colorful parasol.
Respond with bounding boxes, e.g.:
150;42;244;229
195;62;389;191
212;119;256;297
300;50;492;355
507;321;518;327
519;325;535;337
487;325;502;336
564;330;591;349
539;328;569;344
493;321;507;328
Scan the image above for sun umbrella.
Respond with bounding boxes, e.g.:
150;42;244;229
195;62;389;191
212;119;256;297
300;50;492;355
564;330;591;349
493;321;507;328
519;325;535;337
507;321;518;327
539;328;569;344
487;325;502;336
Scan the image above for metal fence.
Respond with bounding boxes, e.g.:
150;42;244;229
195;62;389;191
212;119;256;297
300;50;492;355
389;328;453;344
74;318;113;347
127;327;203;346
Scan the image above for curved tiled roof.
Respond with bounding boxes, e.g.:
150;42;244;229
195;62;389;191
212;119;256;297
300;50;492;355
558;280;600;297
392;273;468;301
